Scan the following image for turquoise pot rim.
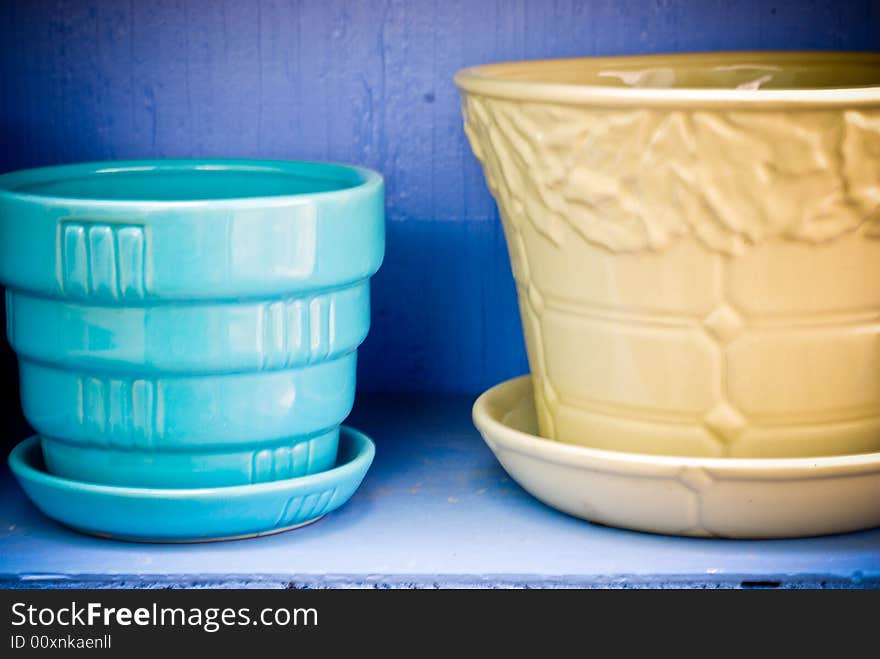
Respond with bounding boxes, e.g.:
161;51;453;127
9;425;375;498
0;157;384;299
0;158;383;209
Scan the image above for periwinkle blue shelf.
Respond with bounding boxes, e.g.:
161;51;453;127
2;393;879;589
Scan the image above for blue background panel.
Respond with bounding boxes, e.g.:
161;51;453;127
1;0;879;404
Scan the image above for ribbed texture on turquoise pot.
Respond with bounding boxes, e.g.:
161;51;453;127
0;160;384;488
40;428;341;488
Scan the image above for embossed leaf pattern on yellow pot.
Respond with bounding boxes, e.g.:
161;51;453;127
463;98;880;254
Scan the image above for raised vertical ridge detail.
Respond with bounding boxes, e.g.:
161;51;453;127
260;301;287;370
76;376;160;447
153;380;165;440
309;297;327;360
76;376;85;426
287;298;306;367
281;442;294;480
257;292;342;369
116;226;146;298
62;224;88;296
106;379;127;446
131;380;155;448
88;225;117;296
81;377;107;437
59;221;146;299
250;438;329;483
252;448;272;483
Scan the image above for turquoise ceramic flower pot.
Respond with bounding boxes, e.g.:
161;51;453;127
0;160;384;487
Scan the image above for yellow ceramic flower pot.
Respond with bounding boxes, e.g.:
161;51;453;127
457;51;880;458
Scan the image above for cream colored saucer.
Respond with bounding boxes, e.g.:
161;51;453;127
472;376;880;539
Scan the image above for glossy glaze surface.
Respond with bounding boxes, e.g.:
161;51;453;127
473;376;880;538
8;426;375;543
458;52;880;457
0;160;384;486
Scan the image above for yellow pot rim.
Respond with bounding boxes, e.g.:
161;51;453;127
454;50;880;109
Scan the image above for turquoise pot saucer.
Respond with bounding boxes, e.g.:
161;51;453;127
8;426;375;543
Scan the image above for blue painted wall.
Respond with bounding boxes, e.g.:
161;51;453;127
1;0;878;408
